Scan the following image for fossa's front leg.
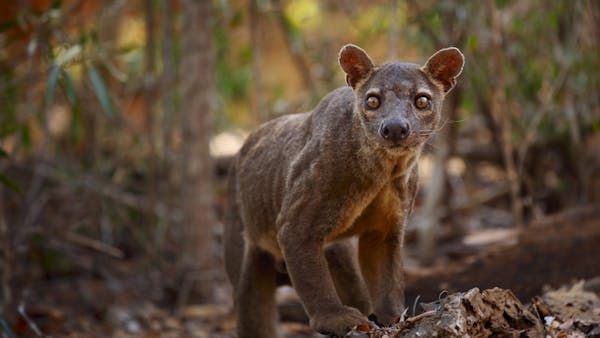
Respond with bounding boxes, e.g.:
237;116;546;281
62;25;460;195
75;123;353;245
359;229;405;325
357;175;416;326
277;178;371;336
325;239;372;315
278;225;369;336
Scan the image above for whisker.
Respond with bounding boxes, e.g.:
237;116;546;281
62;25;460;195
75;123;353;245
423;140;442;152
417;117;464;136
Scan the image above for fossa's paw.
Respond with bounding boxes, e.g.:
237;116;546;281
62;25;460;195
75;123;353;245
369;309;402;327
310;306;371;337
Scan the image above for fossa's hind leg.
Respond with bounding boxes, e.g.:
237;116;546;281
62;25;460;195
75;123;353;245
224;163;244;288
236;244;279;338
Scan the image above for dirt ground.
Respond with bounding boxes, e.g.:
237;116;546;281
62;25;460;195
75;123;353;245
9;278;599;337
4;206;600;338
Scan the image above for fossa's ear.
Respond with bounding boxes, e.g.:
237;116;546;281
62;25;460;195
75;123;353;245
339;44;375;89
422;47;464;93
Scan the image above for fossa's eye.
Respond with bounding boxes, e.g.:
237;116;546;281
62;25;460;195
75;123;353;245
415;95;430;109
365;95;380;109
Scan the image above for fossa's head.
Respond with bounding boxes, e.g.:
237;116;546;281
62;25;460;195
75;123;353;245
339;44;464;154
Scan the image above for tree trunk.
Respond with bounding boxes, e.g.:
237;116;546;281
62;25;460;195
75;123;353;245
406;2;468;265
249;0;267;124
161;0;175;168
416;72;463;266
179;0;217;305
0;189;10;317
486;0;523;228
388;0;398;60
144;0;159;249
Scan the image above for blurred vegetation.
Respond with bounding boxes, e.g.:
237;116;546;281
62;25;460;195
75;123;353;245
0;0;598;330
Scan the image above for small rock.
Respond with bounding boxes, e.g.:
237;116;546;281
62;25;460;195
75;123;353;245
544;316;556;326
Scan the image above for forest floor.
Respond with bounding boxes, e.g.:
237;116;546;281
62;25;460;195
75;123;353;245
12;281;600;338
10;272;600;338
5;206;600;338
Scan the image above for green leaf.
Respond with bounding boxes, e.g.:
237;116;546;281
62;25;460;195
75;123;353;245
0;147;8;158
88;64;115;118
51;0;63;9
79;30;89;46
45;64;60;108
230;9;244;28
467;35;478;51
20;124;31;148
0;173;22;195
0;66;18;138
61;69;77;106
0;20;17;32
60;70;83;144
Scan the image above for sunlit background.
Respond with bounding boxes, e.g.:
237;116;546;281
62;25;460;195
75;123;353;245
0;0;599;336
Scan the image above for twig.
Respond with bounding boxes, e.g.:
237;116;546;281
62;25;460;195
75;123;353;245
63;232;124;259
0;191;11;318
513;51;571;188
416;124;450;265
271;0;316;98
144;0;159;239
406;310;436;323
15;192;49;250
17;12;51;249
62;0;84;17
486;0;523;228
161;0;176;168
388;0;399;60
175;271;194;314
175;268;222;314
15;161;181;223
249;0;268;123
406;0;443;48
412;295;421;317
450;183;510;212
18;302;44;337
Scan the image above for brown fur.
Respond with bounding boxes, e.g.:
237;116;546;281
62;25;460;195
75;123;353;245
224;44;464;337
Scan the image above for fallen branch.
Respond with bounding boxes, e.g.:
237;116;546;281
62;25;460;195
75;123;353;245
405;205;600;303
346;287;543;337
450;182;510;212
404;310;434;323
17;302;44;338
63;232;124;259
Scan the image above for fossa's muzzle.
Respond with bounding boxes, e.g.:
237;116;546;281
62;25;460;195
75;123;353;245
379;118;410;144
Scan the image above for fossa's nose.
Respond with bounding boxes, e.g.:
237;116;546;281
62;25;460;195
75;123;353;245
380;119;410;143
